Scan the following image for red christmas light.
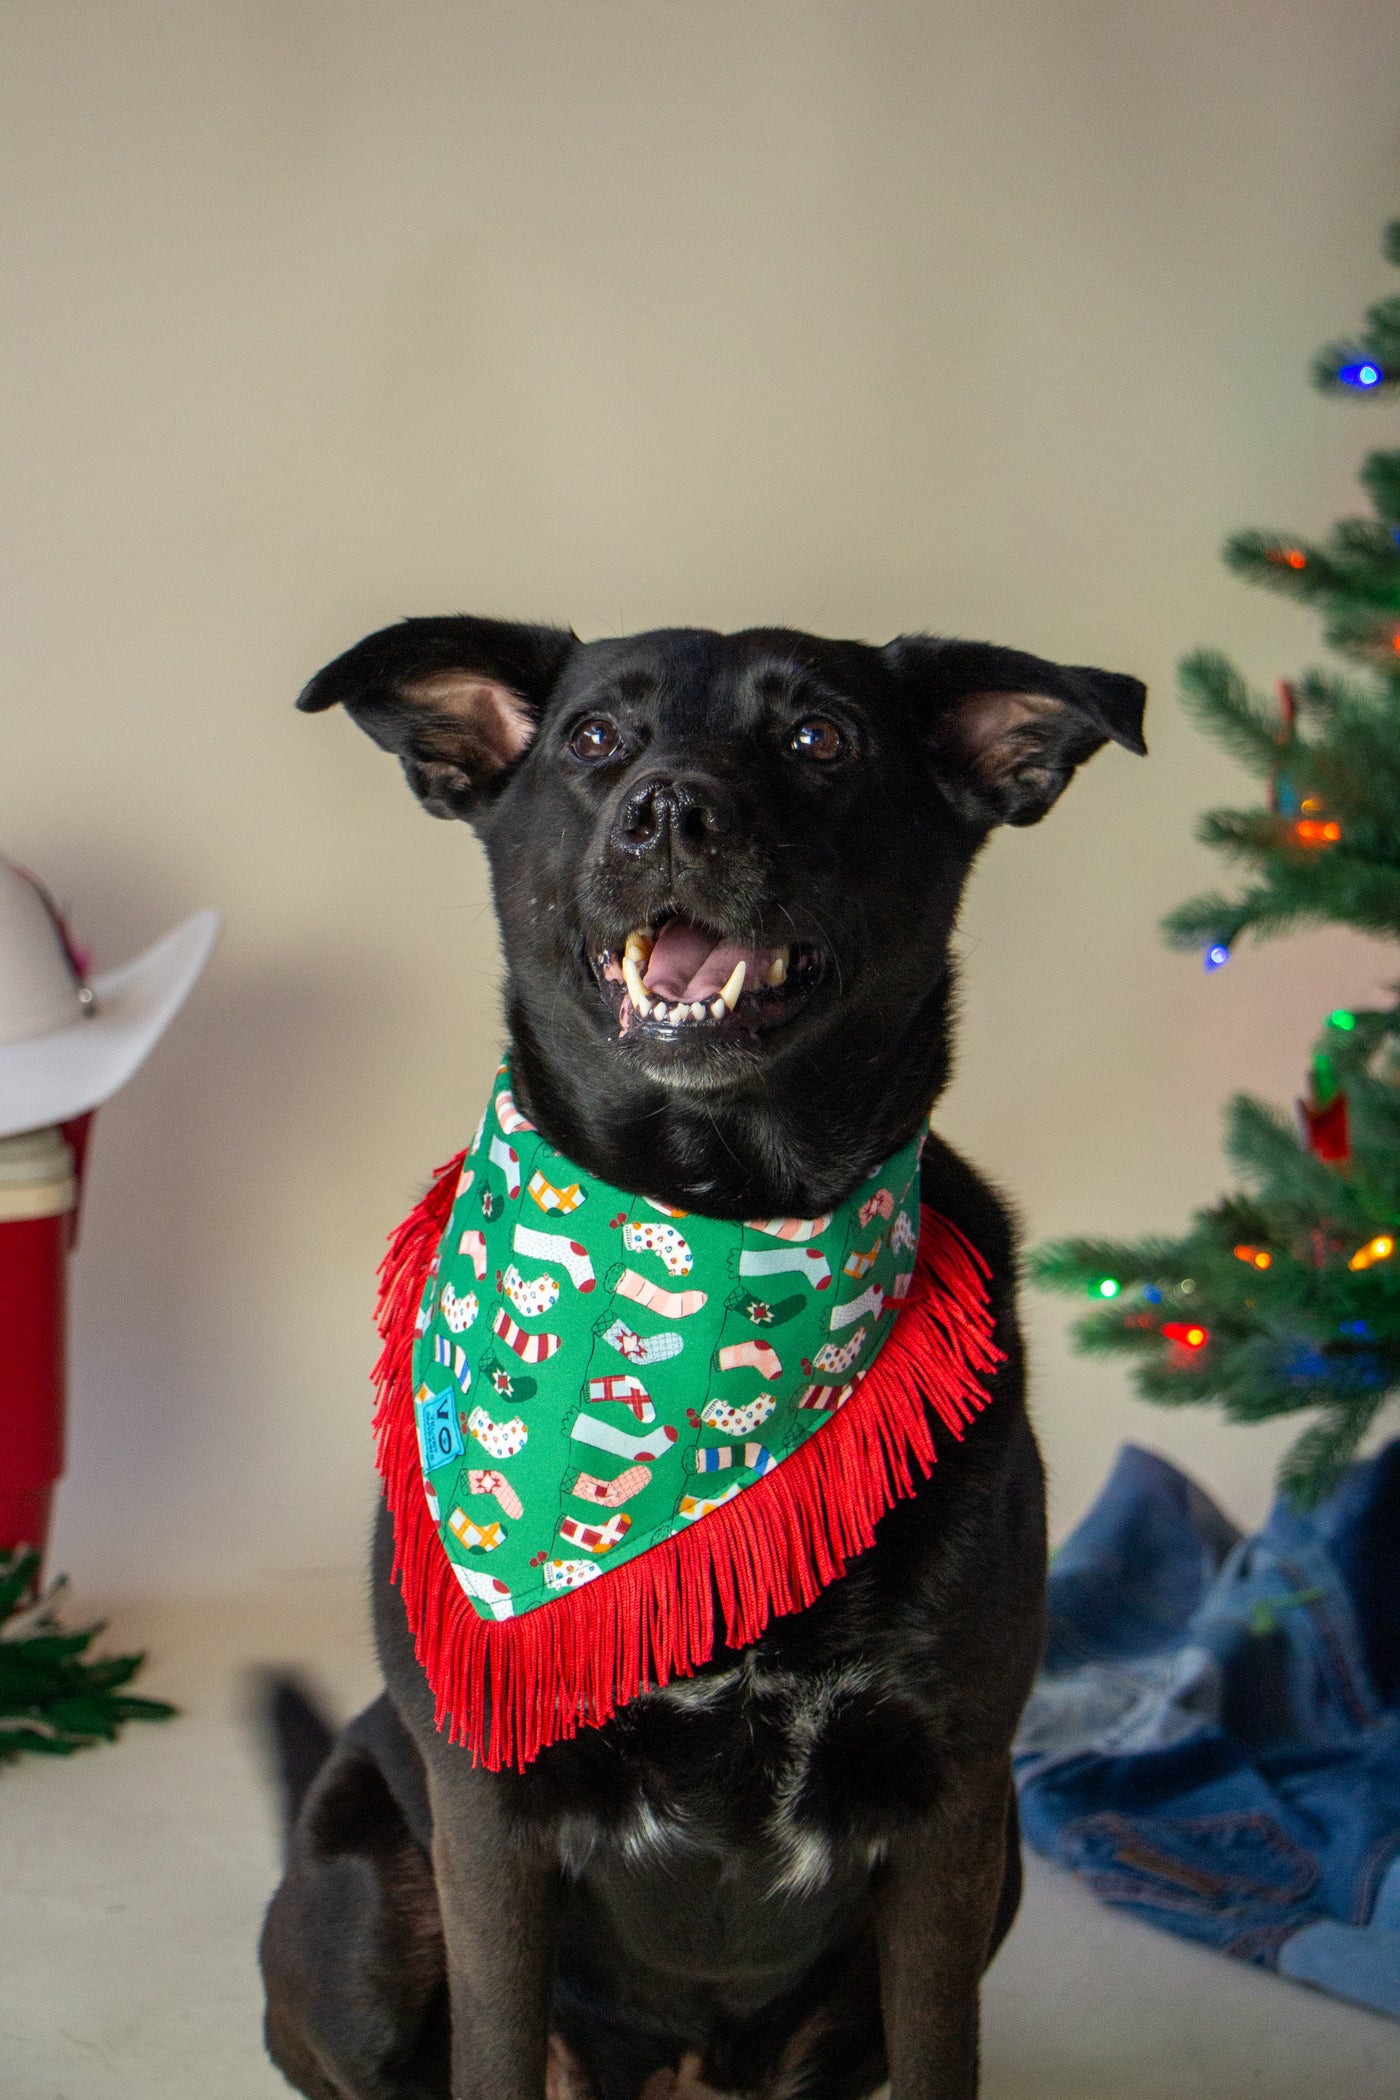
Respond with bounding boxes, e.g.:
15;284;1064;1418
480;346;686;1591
1300;1091;1351;1164
1162;1322;1209;1349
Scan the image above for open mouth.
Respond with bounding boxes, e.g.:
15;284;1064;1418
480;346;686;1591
593;918;824;1040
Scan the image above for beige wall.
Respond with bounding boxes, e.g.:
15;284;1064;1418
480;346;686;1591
5;1;1399;1595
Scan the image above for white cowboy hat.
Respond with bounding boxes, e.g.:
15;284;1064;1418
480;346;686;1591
0;855;220;1140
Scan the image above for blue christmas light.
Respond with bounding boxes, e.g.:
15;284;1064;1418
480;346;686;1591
1283;1341;1386;1390
1338;360;1384;389
1285;1345;1330;1383
1204;943;1231;973
1142;1284;1163;1304
1339;1320;1371;1338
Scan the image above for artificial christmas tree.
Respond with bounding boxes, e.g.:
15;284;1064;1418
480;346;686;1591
1033;219;1400;1506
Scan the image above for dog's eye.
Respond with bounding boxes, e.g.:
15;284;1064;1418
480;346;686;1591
569;717;623;762
789;717;846;763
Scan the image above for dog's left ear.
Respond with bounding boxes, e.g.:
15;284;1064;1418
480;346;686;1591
883;636;1147;827
297;615;577;820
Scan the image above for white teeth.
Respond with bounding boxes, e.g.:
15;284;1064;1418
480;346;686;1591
624;928;654;963
710;997;727;1019
719;959;747;1012
622;952;652;1016
670;1003;688;1023
690;1001;706;1020
766;952;787;987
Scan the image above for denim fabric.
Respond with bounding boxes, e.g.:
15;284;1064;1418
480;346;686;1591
1016;1442;1400;2021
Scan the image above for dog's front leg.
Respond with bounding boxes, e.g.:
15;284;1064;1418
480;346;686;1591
425;1760;560;2100
871;1758;1014;2100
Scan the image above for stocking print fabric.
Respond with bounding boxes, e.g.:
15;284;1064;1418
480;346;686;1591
410;1071;925;1621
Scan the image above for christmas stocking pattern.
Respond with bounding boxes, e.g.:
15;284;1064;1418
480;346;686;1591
466;1469;525;1520
513;1223;596;1292
622;1219;694;1276
458;1229;488;1280
719;1339;783;1381
448;1506;506;1553
451;1565;514;1619
412;1063;926;1620
494;1090;536;1135
558;1511;631;1555
543;1557;601;1592
679;1484;741;1520
797;1379;861;1411
500;1264;561;1319
587;1374;655;1420
570;1463;651;1507
692;1442;776;1477
747;1212;832;1241
701;1393;776;1435
430;1333;472;1390
601;1318;684;1367
528;1168;585;1214
492;1308;562;1363
738;1245;831;1292
467;1406;528;1460
613;1268;708;1319
440;1283;480;1332
490;1135;522;1197
830;1283;884;1331
812;1331;866;1377
571;1413;678;1464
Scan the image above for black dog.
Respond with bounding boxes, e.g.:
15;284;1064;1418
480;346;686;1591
261;617;1145;2100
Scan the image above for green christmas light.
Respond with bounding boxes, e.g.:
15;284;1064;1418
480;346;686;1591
1095;1278;1120;1298
1329;1010;1357;1030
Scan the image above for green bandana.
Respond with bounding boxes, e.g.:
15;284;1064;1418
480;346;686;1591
373;1067;999;1768
410;1070;924;1622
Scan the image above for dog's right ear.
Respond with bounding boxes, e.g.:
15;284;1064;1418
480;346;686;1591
297;616;577;820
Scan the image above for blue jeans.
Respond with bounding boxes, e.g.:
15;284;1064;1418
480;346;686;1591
1015;1441;1400;2020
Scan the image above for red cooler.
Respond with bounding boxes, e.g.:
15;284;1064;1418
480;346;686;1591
0;1125;76;1557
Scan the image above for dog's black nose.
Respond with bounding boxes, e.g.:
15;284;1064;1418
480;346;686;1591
610;774;725;861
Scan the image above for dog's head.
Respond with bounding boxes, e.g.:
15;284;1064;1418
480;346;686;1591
301;618;1144;1210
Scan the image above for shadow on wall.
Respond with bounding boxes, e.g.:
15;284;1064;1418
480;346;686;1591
42;843;413;1595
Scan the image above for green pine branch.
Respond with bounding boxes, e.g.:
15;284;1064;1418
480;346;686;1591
0;1550;176;1763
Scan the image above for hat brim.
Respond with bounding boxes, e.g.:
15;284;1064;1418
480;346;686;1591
0;909;221;1140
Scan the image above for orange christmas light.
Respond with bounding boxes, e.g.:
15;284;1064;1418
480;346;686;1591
1233;1244;1272;1268
1347;1234;1395;1272
1293;818;1342;846
1266;547;1307;569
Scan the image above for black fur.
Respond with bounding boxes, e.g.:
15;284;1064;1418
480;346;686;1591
260;1676;338;1844
264;618;1145;2100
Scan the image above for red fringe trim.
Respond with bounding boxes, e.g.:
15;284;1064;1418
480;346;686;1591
372;1154;1003;1771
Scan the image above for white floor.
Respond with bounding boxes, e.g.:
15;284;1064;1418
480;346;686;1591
1;1580;1396;2100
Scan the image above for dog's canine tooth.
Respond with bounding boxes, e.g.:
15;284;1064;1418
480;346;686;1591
624;928;654;964
766;953;787;987
622;952;651;1014
719;959;747;1012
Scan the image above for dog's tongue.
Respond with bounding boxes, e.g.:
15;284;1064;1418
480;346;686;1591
643;919;776;1002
